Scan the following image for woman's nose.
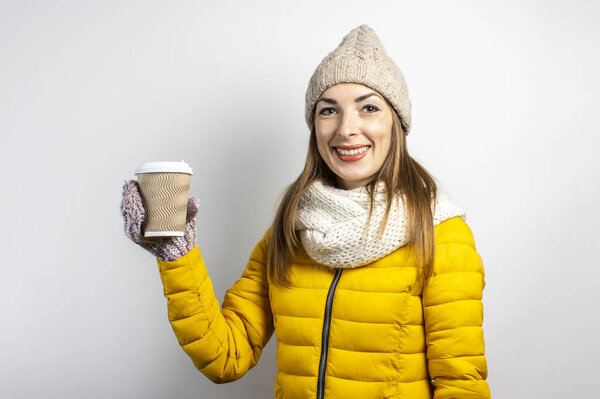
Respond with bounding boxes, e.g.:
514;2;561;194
337;111;360;137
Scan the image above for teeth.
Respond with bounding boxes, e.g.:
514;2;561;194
336;146;369;156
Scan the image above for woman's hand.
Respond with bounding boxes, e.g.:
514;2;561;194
120;179;201;262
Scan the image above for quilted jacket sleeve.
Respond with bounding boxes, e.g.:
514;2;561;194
155;229;274;384
423;217;491;398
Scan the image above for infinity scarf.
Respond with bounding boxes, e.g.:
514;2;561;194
295;180;466;268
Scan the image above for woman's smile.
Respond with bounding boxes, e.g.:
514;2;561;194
333;145;371;161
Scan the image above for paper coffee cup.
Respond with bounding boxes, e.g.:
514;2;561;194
134;161;193;238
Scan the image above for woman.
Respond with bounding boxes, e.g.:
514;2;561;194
121;25;491;399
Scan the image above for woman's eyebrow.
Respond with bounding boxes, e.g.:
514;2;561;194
317;92;382;105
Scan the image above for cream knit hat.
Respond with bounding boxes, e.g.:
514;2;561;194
305;24;412;134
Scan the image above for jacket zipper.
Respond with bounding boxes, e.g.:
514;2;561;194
316;268;343;399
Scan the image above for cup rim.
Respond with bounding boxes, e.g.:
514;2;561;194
135;161;193;175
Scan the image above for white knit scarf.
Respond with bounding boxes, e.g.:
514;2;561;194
295;180;466;268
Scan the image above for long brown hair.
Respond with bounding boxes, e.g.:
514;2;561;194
268;107;438;293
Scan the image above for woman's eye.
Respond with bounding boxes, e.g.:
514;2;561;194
363;104;379;112
319;107;335;116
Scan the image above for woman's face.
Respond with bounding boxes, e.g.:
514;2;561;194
314;82;393;190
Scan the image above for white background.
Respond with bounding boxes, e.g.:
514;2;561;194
1;0;598;398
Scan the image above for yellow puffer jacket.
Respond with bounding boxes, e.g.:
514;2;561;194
156;216;491;398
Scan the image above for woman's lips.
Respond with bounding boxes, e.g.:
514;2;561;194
333;145;370;162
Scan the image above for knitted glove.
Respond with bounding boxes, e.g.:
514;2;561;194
120;179;201;262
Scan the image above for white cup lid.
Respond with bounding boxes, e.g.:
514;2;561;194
135;160;193;175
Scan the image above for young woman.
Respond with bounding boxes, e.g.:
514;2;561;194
121;25;491;399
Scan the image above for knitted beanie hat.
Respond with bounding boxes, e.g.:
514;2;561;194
305;24;412;134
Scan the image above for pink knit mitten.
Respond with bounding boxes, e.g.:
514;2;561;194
120;179;200;262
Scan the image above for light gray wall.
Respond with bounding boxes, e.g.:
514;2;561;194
1;1;598;398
